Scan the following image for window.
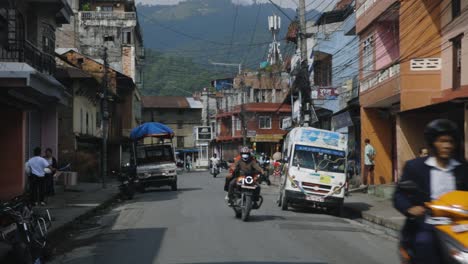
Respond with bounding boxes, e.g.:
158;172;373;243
103;36;114;42
177;136;185;148
259;116;272;129
362;35;374;77
101;6;113;12
122;31;132;44
41;23;55;55
452;35;463;90
80;109;83;134
178;109;184;115
86;112;89;134
452;0;461;19
177;120;183;129
235;116;241;131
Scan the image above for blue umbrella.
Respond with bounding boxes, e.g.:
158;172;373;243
130;122;174;140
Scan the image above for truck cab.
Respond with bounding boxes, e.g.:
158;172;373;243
135;143;178;191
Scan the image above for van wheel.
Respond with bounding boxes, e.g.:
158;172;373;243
171;181;178;191
281;190;288;211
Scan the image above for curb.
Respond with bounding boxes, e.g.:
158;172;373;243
47;192;120;241
343;203;403;238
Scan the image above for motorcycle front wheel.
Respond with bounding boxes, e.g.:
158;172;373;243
241;194;253;222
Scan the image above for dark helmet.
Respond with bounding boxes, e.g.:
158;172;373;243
240;146;251;161
424;119;459;148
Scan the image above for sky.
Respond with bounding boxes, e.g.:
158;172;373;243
135;0;335;10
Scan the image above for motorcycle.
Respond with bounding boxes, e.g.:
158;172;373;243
258;159;271;186
397;180;468;264
113;169;138;200
210;163;220;178
229;174;263;222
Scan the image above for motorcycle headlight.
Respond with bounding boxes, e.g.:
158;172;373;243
445;240;468;263
244;176;254;185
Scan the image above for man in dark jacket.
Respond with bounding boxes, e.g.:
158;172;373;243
393;119;468;264
225;146;264;205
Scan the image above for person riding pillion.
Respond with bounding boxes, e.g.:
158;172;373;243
393;119;468;264
226;146;264;204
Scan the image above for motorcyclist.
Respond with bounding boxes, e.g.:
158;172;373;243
210;153;220;173
225;146;264;205
393;119;468;264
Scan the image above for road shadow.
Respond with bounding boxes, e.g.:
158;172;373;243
342;202;373;219
179;261;327;264
248;214;286;222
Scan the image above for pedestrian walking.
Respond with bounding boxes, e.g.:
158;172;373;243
419;147;429;157
27;147;52;206
44;148;57;196
362;138;376;187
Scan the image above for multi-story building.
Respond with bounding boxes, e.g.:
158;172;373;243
0;0;72;199
215;70;291;160
56;0;144;106
142;96;203;162
356;0;468;184
59;49;138;172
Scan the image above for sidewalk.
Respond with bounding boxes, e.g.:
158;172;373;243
0;180;119;260
344;192;405;235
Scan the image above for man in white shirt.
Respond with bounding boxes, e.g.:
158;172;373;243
27;147;52;206
210;153;220;175
363;138;376;186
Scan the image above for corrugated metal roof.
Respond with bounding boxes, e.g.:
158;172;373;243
142;96;202;109
186;97;203;109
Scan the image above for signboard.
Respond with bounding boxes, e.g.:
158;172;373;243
331;111;353;130
253;134;284;143
299;128;347;150
293;99;301;122
247;130;257;138
195;126;212;141
311;87;338;100
282;117;292;130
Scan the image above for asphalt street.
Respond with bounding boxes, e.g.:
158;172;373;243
50;171;399;264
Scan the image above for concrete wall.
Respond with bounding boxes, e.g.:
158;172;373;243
399;0;443;111
0;107;25;200
41;108;59;159
73;95;98;136
142;108;202;148
441;0;468;90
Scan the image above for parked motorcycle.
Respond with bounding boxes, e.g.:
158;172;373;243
397;180;468;264
113;168;138;200
219;160;229;170
229;174;263;222
258;159;271;186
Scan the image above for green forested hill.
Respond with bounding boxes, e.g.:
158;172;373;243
138;0;318;96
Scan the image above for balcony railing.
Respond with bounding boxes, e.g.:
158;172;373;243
80;11;136;20
360;63;400;93
0;40;55;75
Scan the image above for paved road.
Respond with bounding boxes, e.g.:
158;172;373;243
50;171;399;264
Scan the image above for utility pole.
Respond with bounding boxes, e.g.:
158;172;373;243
205;88;210;126
240;82;247;146
298;0;310;126
101;47;109;189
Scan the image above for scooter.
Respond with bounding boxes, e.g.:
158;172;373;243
113;170;138;200
258;160;271;185
397;180;468;264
